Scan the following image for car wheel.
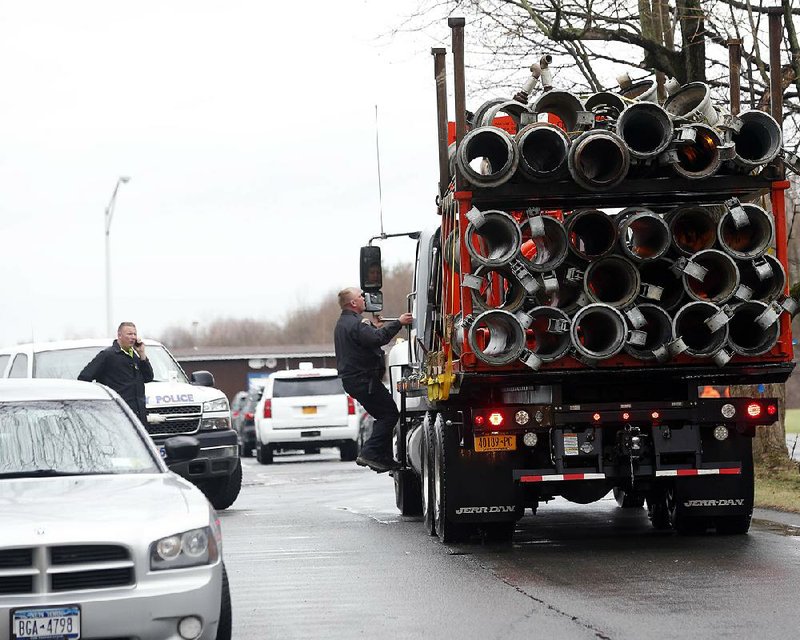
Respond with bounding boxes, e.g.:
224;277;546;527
201;460;242;510
215;563;232;640
256;444;273;465
339;440;358;462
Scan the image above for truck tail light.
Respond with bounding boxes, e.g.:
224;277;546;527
488;412;504;427
263;399;272;419
347;396;356;415
746;402;762;418
474;415;485;427
767;403;777;416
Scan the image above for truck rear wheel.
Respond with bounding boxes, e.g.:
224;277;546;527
433;414;471;543
613;487;645;508
201;460;242;510
339;441;358;462
394;468;423;515
256;444;273;465
422;412;436;536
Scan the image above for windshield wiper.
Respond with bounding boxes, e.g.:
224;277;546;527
0;470;103;479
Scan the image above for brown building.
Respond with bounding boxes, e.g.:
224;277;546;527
172;344;335;402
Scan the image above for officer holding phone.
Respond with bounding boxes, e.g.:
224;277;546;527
78;322;154;423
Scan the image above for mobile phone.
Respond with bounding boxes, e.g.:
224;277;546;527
135;340;143;347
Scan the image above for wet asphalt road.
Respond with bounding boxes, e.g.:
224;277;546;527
219;450;800;640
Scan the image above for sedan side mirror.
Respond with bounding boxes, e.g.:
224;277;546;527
163;435;201;462
190;370;215;387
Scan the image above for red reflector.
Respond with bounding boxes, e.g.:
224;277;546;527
488;412;504;427
474;415;485;426
592;413;601;422
347;396;356;416
746;402;762;418
767;404;777;416
263;399;272;419
651;411;660;420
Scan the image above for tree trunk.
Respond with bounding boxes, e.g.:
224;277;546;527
676;0;706;83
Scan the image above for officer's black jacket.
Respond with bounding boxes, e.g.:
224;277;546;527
334;310;403;380
78;340;154;422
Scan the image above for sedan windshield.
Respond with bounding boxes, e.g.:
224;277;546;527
0;399;160;477
33;346;189;383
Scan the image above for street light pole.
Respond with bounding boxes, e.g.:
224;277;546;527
105;176;131;335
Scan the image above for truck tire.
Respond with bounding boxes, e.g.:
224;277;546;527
216;564;232;640
422;412;436;536
394;468;423;515
647;492;671;530
613;487;645;508
201;460;242;510
339;441;358;462
433;414;471;543
256;443;273;465
667;488;708;535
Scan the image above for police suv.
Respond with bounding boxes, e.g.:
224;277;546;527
0;338;241;509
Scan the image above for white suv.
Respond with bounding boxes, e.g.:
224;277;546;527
254;365;359;464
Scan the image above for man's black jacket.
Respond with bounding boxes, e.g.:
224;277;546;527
334;310;403;380
78;341;154;423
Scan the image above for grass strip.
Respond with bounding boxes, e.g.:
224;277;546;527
755;466;800;513
785;409;800;434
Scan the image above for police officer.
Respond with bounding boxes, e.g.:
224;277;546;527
334;287;412;473
78;322;154;423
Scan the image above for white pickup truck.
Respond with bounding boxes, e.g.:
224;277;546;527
0;338;242;509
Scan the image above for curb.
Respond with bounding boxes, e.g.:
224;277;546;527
753;507;800;528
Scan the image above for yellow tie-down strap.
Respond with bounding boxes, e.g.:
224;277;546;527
423;350;456;401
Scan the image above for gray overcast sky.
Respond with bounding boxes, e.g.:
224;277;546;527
0;1;450;345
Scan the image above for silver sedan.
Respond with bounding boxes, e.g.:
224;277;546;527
0;379;231;640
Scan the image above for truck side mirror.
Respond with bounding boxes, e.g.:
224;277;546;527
360;246;383;292
190;370;215;387
363;291;383;313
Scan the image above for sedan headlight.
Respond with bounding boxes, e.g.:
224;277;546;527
203;398;229;413
150;527;218;570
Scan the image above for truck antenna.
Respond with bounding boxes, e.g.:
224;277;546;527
374;104;385;238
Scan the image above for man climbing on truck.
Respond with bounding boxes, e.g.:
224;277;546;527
334;287;412;474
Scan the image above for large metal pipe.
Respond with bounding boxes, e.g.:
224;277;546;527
585;91;627;127
466;309;527;366
479;99;531;130
737;254;786;303
456;125;520;188
568;129;630;191
717;202;774;259
730;110;783;170
667;205;718;256
672;124;725;179
535;262;588;313
624;304;674;362
638;258;686;310
664;82;719;125
565;208;618;261
464;209;522;267
584;255;642;308
616;103;674;160
671;301;730;360
516;306;572;370
571;303;639;363
515;122;571;181
727;301;780;356
518;214;568;272
619;77;658;103
466;265;529;314
616;207;671;262
681;249;743;304
532;90;587;132
432;48;450;199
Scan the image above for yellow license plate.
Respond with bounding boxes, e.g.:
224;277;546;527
302;406;317;415
474;434;516;452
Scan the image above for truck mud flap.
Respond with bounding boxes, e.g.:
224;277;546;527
670;448;753;519
444;433;522;523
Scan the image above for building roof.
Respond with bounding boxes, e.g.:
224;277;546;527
171;344;335;362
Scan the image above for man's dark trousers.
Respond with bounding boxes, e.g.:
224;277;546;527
343;376;398;460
